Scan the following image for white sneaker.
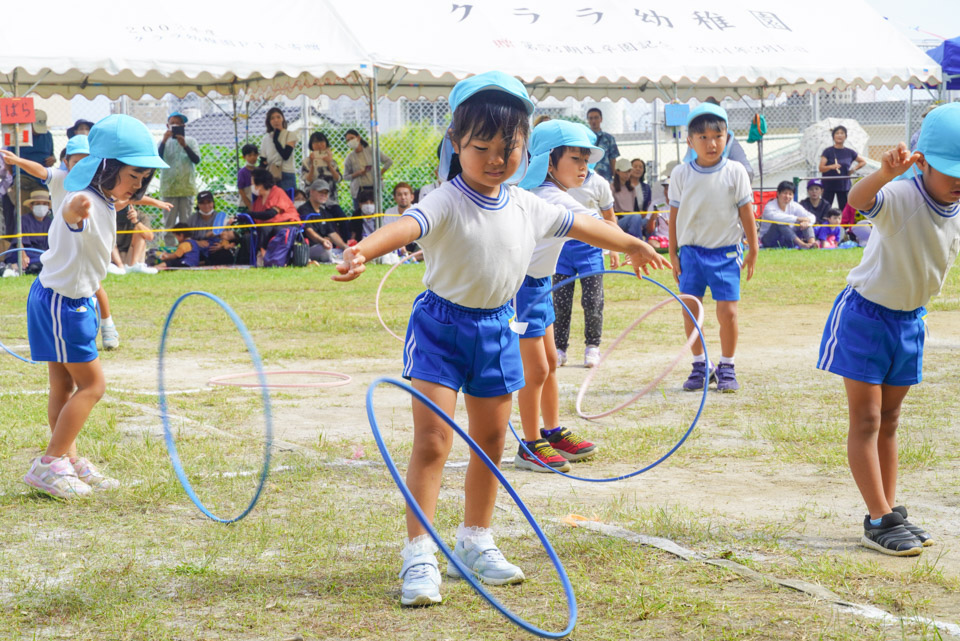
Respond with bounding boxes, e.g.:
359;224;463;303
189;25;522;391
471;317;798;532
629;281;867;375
557;349;567;367
72;457;120;491
584;346;601;368
447;533;525;585
2;265;18;278
101;323;120;350
399;536;442;606
106;263;126;275
125;262;158;275
23;456;92;498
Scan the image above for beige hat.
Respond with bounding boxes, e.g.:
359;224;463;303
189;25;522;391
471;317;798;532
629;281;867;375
32;110;48;135
23;189;51;207
615;157;632;173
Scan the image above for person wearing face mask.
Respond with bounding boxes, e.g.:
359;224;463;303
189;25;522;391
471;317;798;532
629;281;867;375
249;168;301;253
343;128;392;213
2;190;52;277
185;191;228;262
351;188;377;242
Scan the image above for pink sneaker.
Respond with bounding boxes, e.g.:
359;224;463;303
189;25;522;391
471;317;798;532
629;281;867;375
73;457;120;491
23;456;92;498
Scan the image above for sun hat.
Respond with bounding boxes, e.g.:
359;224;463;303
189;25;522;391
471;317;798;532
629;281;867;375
520;121;603;190
686;103;728;127
64;115;169;192
168;111;189;124
309;179;331;192
65;135;89;157
32;110;49;135
916;103;960;178
440;71;534;185
23;189;51;206
615;157;632;173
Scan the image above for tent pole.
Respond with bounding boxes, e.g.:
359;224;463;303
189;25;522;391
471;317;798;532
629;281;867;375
652;97;660;186
370;66;382;227
232;88;240;194
906;86;913;148
12;69;23;272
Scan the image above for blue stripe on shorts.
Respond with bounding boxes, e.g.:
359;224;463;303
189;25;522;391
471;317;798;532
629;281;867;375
27;278;100;363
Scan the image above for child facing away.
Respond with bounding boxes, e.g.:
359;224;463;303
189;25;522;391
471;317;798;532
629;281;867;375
817;104;960;556
815;208;844;248
23;114;168;498
333;71;667;607
155;222;200;270
669;103;759;393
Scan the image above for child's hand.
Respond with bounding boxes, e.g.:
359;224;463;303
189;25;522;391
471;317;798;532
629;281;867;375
880;143;921;179
670;255;681;285
625;241;671;277
744;250;757;281
609;252;620;269
65;193;92;224
332;246;366;282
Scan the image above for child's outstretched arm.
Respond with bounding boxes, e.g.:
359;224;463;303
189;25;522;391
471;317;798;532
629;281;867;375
332;216;420;282
0;150;47;182
567;213;670;277
848;143;921;212
63;193;92;226
738;202;758;281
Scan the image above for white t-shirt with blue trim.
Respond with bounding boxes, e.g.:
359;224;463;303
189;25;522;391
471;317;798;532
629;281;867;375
567;171;614;214
671;158;753;249
526;181;600;279
43;167;69;213
847;175;960;311
403;176;574;309
39;188;116;299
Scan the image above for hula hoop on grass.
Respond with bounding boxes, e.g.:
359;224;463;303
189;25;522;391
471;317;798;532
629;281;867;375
366;378;577;639
576;293;704;420
375;250;422;343
0;247;45;365
208;370;352;389
511;270;708;483
159;291;272;523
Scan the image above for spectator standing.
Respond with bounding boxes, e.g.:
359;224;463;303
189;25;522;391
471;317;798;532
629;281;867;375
300;132;342;203
66;119;94;139
800;178;832;222
260;107;297;193
343;128;392;211
611;158;637;213
631;158;652;214
3;110;54;238
586;107;618;181
158;111;201;245
819;125;867;210
759;181;817;249
297;179;348;263
237;143;259;210
418;168;442;201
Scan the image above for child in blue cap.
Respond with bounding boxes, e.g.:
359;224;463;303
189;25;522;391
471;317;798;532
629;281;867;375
669;103;758;393
334;71;667;607
817;103;960;556
23;114;168;499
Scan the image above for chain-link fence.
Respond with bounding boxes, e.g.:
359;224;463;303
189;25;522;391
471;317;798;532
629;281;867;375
3;86;953;251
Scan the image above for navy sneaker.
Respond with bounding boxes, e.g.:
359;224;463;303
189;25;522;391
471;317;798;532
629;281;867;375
892;506;933;547
715;363;740;393
861;512;923;556
682;361;716;391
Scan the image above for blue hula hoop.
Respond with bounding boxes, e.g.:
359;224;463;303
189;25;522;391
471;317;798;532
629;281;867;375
0;247;45;365
512;269;708;483
366;378;577;639
158;291;273;523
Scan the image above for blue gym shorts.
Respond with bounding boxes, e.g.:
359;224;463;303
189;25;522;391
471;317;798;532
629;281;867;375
402;290;524;397
27;278;100;363
678;244;743;301
555;240;604;276
513;275;555;338
817;286;925;386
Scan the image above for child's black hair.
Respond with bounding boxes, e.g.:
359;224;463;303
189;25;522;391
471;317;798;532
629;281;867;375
241;143;259;156
173;222;191;235
548;146;592;170
776;180;795;194
448;91;530;169
687;114;727;135
826;208;842;219
357;188;375;204
251;168;274;188
91;159;155;202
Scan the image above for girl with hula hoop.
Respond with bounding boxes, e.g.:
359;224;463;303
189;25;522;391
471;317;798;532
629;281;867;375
21;115;168;499
333;71;669;608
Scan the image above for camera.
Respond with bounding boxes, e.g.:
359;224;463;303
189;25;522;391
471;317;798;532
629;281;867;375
171;125;185;137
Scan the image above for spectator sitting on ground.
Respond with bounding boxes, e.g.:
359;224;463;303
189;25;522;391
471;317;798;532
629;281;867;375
158;111;201;245
759;181;817;249
186;190;228;260
800;178;831;223
816;209;844;248
631;158;652;214
156;223;200;270
2;190;52;277
297;180;348;263
300;131;342;202
612;158;638;213
261;107;298;192
205;229;244;266
586;107;618;181
356;188;378;240
238;143;259;210
843;203;873;246
383;182;420;257
112;205;157;274
418;168;442;201
249;168;300;249
292;189;307;210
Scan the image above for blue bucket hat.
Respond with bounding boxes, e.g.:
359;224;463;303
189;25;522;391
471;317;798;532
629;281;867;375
168;111;189;124
440;71;534;185
65;135;89;157
916;103;960;178
519;121;604;189
64;115;169;192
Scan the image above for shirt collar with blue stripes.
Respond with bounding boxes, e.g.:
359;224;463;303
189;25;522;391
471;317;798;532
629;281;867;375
913;174;959;218
690;157;727;174
452;175;509;210
85;186;116;210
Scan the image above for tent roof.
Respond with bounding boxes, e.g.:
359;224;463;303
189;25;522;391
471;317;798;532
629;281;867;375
926;37;960;89
0;0;942;101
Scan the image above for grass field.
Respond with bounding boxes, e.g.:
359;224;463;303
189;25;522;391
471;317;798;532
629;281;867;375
2;249;960;640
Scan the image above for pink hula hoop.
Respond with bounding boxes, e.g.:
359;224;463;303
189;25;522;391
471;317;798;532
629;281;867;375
376;250;423;343
208;370;352;389
575;294;705;420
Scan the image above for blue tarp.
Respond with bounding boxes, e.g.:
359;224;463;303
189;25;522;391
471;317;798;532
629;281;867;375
927;37;960;89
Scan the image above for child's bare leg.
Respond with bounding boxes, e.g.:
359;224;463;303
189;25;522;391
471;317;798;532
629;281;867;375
405;379;458;539
94;286;111;320
128;234;147;265
463;393;513;528
682;295;705;356
540;325;561;429
716;300;738;358
46;360;105;457
47;363;78;460
517;337;549;441
878;383;910;508
111;246;124;267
